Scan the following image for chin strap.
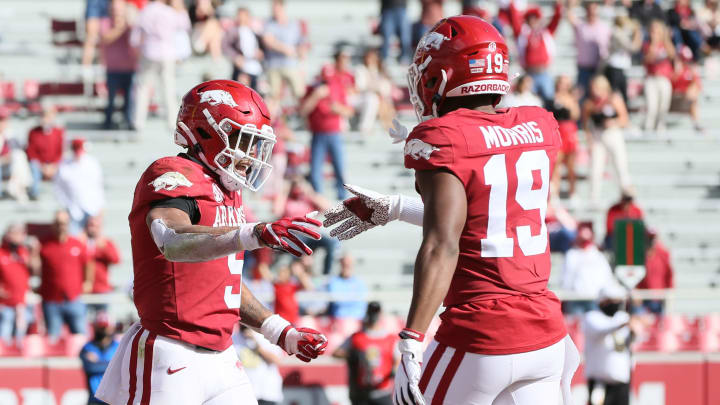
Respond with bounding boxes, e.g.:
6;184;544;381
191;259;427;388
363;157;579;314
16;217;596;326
431;69;448;118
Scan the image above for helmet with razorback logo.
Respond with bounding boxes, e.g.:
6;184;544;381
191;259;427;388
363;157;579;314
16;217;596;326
408;15;510;121
175;80;276;192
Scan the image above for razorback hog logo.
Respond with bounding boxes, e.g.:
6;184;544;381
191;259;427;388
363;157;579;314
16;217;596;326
461;83;510;94
404;139;440;160
199;90;239;107
149;172;193;192
418;31;449;52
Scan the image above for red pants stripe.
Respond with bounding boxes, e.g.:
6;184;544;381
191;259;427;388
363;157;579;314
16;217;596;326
140;332;157;405
419;343;447;394
431;349;465;405
126;327;145;405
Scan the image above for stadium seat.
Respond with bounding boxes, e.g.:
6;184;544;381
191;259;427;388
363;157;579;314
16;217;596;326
21;334;46;357
700;329;720;352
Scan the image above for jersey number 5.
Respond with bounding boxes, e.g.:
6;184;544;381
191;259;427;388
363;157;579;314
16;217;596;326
481;150;549;258
224;253;243;309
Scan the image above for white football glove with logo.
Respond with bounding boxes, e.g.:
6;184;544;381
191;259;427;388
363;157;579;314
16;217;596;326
389;118;410;144
394;329;426;405
322;184;424;241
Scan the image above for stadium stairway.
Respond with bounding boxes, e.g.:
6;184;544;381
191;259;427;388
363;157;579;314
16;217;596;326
0;1;719;317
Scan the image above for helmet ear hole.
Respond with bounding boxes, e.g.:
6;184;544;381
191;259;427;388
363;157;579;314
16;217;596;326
425;77;438;89
450;27;458;37
196;127;212;140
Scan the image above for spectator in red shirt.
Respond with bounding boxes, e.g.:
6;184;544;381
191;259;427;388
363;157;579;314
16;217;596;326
82;216;120;301
637;229;674;314
509;0;562;102
100;0;138;130
0;224;38;345
333;301;398;405
26;104;64;200
273;260;312;325
300;47;355;200
604;192;644;250
671;46;703;133
39;210;93;341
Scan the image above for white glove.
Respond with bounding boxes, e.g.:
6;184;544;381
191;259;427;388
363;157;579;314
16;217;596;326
389;118;409;144
323;184;425;240
393;330;426;405
323;184;400;240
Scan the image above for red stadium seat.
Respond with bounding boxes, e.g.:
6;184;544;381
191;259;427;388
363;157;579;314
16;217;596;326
703;313;720;333
700;329;720;352
50;19;83;48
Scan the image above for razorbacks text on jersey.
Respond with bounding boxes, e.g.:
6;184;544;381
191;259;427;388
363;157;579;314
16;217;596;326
129;155;246;351
404;106;567;355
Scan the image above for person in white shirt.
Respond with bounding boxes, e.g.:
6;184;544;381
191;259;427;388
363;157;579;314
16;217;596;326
233;325;284;405
54;139;105;235
501;74;544;107
222;7;264;90
130;0;191;131
582;283;634;405
561;222;614;314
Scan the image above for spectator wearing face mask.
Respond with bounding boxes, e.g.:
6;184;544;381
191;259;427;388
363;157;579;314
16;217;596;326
561;222;615;315
80;313;119;405
54;139;105;235
583;283;636;405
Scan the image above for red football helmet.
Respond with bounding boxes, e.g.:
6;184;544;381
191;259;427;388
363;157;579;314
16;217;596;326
175;80;276;192
408;15;510;121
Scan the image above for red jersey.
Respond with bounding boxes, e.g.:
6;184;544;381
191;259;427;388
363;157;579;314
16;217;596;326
345;330;396;393
273;281;301;325
0;244;30;306
129;156;246;351
606;202;644;236
87;239;120;293
672;63;700;93
638;241;674;289
404;107;566;354
39;236;88;302
26;126;64;164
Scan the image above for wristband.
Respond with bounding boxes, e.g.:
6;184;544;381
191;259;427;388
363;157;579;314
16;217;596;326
399;328;425;342
396;195;424;227
259;314;292;345
237;222;261;251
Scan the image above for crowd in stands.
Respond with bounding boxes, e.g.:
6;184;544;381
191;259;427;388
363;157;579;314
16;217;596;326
1;0;719;402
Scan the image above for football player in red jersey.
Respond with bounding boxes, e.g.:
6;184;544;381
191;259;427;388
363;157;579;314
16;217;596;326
96;80;328;405
324;17;580;405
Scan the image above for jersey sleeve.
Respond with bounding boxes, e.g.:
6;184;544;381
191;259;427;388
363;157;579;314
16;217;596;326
150;197;201;224
138;158;208;204
404;122;470;186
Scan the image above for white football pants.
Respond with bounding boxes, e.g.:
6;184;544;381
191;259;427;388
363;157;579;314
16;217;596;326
96;322;257;405
419;335;579;405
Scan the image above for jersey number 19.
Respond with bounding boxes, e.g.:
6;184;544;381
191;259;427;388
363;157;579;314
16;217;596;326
481;150;550;258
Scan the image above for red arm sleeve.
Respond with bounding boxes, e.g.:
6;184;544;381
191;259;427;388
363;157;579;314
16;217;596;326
547;2;563;35
508;1;523;38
